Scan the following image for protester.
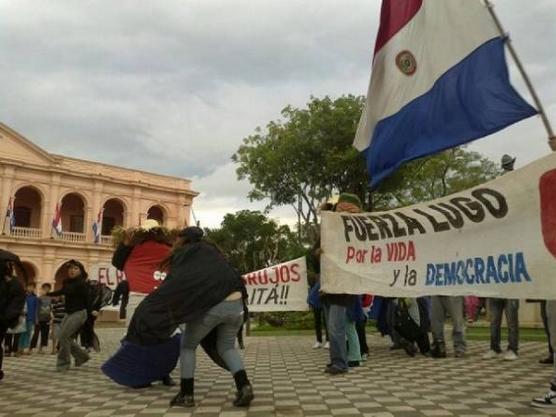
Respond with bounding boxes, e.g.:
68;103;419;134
30;283;52;354
0;253;25;380
430;295;466;358
109;219;176;387
482;155;520;361
532;300;556;408
112;279;130;320
320;193;362;375
539;300;553;364
103;226;253;407
168;227;253;407
47;260;92;371
20;282;38;354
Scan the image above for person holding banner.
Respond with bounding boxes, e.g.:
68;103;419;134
483;155;521;361
321;193;363;375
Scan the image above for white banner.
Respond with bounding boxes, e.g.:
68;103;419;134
321;152;556;299
89;263;126;290
242;257;309;312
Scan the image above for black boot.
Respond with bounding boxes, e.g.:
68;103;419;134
430;341;447;358
233;370;254;407
161;375;176;386
169;378;194;407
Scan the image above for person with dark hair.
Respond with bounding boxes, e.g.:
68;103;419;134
47;260;92;371
30;283;53;354
0;252;26;380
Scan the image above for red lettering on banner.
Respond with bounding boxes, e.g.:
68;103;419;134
279;265;290;282
290;263;300;281
540;169;556;258
269;268;279;284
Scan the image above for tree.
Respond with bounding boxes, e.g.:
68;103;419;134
374;147;501;210
232;95;368;240
234;95;502;241
205;210;303;274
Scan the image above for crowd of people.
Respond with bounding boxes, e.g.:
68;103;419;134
1;154;555;409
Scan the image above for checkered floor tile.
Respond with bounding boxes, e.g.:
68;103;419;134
1;328;555;416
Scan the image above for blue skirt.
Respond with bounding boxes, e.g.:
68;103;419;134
101;335;180;387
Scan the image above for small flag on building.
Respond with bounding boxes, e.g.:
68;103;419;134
4;197;15;234
93;208;103;244
51;202;62;236
354;0;537;187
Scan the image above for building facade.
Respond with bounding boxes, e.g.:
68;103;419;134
0;123;198;288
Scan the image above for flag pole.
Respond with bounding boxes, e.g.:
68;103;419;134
484;0;555;151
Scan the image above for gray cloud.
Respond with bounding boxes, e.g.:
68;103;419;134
0;0;554;227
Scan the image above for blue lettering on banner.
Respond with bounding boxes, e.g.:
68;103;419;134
425;252;532;286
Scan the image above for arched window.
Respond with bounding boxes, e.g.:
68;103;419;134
147;205;165;225
14;186;42;228
61;193;86;233
102;198;125;235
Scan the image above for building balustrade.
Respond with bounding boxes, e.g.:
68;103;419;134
9;226;42;239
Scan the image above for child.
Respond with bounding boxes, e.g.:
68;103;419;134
30;283;52;353
20;282;38;354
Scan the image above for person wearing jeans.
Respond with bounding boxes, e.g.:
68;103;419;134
48;260;92;371
482;298;519;360
173;296;251;407
430;295;466;358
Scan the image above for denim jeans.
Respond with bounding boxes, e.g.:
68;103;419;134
431;296;466;353
488;298;519;353
180;298;245;379
323;303;348;370
57;310;89;369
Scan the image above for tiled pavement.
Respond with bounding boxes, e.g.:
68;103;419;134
1;328;555;417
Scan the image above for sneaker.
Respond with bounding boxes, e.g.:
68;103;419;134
482;350;500;360
324;365;347;375
531;390;556;408
323;341;330;349
503;350;518;361
312;342;323;349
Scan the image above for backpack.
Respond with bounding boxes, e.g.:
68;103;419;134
38;297;52;322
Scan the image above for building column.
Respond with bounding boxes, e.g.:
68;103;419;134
1;166;15;233
44;173;61;238
131;187;142;227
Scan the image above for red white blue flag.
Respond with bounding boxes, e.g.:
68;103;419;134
93;208;103;244
52;202;62;236
354;0;537;186
4;197;15;233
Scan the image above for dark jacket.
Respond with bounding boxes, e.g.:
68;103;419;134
49;277;91;314
126;241;245;345
0;276;26;328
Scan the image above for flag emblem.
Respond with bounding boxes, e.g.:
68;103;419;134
396;50;417;76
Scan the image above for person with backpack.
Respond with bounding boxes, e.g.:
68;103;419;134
30;283;53;354
0;252;25;380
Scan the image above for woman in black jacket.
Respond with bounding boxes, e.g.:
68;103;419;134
0;255;25;381
48;260;92;371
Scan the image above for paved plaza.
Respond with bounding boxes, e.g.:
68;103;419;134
1;328;555;417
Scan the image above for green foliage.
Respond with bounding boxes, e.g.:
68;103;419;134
233;95;501;243
232;95;369;240
374;147;502;210
205;210;304;273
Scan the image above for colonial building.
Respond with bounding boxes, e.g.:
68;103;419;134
0;122;198;288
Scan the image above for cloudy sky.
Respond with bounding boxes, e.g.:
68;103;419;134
1;0;555;228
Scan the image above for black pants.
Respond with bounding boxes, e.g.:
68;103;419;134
30;322;50;349
119;297;128;320
4;333;20;353
313;308;329;343
80;316;97;348
541;300;553;355
356;318;369;355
